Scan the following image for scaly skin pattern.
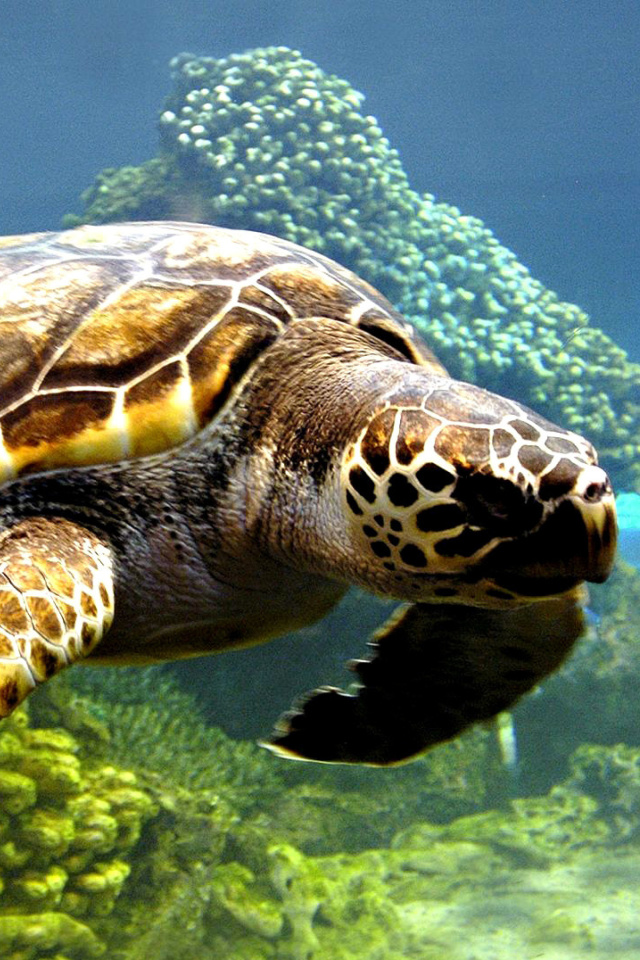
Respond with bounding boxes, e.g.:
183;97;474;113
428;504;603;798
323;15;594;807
0;518;113;714
342;376;614;606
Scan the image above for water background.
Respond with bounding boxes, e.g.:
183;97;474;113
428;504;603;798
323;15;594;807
1;0;639;359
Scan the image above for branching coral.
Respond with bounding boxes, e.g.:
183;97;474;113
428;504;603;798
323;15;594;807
65;45;640;489
48;665;286;810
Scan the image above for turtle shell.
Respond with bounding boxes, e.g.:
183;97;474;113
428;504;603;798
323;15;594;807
0;221;445;483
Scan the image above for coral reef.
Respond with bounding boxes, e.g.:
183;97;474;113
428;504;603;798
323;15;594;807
65;45;640;489
565;742;640;841
4;658;640;959
0;707;157;959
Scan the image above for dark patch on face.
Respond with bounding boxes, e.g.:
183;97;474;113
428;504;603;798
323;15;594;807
483;499;593;591
387;534;400;546
362;525;377;538
415;462;455;493
434;528;494;558
361;409;394;475
305;444;334;487
349;466;376;503
383;561;396;571
492;429;517;458
390;519;403;532
545;435;580;455
454;471;544;535
416;503;466;532
518;444;553;475
371;541;392;558
538;459;582;501
205;449;233;498
395;410;438;465
399;543;428;568
346;491;363;516
510;419;540;441
387;474;419;508
373;514;384;526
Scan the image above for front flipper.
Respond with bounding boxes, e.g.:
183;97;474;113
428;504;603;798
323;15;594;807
0;518;114;715
266;588;586;765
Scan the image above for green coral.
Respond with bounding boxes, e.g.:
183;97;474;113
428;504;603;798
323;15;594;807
65;45;640;489
0;708;157;959
41;665;286;810
6;666;640;958
394;784;609;867
565;742;640;841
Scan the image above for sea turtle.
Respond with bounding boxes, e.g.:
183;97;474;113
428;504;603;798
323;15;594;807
0;221;616;765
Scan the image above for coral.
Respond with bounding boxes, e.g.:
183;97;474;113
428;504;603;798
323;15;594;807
394;784;609;867
44;664;286;811
0;708;157;959
7;668;640;959
565;742;640;841
0;912;105;958
65;45;640;489
67;159;174;226
255;723;502;855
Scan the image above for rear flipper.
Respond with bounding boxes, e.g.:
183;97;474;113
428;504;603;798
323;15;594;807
266;588;586;765
0;518;114;715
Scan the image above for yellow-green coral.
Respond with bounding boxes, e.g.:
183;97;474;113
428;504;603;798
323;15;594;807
0;708;157;958
65;45;640;489
0;912;105;959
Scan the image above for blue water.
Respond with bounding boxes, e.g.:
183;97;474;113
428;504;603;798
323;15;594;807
1;0;639;360
0;3;639;958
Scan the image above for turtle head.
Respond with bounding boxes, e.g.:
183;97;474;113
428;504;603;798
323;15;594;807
342;377;617;605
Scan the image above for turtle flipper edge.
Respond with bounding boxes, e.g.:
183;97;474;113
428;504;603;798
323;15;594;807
0;518;114;715
265;588;587;765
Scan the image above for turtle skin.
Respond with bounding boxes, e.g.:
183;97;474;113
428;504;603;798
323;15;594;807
0;222;617;764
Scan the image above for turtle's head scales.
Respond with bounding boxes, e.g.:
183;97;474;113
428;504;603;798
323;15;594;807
343;376;617;605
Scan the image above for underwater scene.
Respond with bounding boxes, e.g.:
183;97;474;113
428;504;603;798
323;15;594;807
0;2;639;958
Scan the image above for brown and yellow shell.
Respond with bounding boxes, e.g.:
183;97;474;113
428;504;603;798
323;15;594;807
0;221;444;483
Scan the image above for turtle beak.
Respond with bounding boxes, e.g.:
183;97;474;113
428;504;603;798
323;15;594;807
481;466;617;597
573;474;617;583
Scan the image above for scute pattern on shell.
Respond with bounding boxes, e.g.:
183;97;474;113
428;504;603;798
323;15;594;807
0;222;443;483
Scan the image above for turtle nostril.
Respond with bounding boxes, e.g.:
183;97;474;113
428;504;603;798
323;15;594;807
584;482;605;503
577;467;612;504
